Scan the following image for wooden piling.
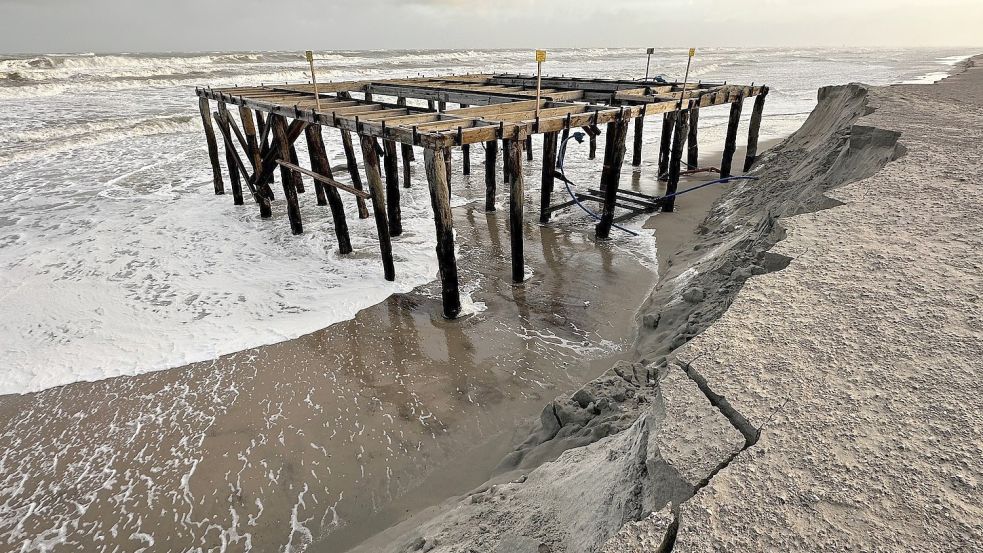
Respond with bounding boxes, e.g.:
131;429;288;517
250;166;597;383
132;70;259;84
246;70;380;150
340;129;370;219
631;116;644;167
306;124;352;254
401;143;413;188
444;148;452;193
658;112;676;179
462;144;471;175
744;87;768;172
589;131;597;160
197;97;224;195
288;143;304;193
539;131;558;224
271;115;303;234
382;139;403;236
720;95;745;178
687;107;700;169
239;106;261;172
663;110;690;213
596;116;629;239
526;135;533;161
485;139;498;212
507;137;525;283
358;134;396;281
502;138;512;184
423;148;461;319
304;125;329;206
217;103;244;205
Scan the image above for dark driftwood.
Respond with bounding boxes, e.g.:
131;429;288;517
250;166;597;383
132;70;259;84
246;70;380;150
744;87;768;171
539;131;558;224
658;111;676;179
423;147;462;319
632;115;644;167
485;139;498;212
596;116;629;239
358;134;396;281
217;103;244;205
383;139;403;236
687;106;700;169
401;143;413;188
304;125;353;254
720;95;744;178
198;97;224;195
664;110;690;213
340;129;370;219
271;114;304;234
507;138;525;283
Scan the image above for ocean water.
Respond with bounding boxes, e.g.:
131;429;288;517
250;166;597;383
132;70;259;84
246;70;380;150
0;47;974;395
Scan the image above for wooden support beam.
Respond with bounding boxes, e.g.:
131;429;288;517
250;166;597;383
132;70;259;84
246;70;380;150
687;107;700;169
423;148;462;319
589;131;597;160
358;134;396;281
198;97;224;195
383;139;403;236
275;159;370;199
631;115;644;167
340;129;370;219
211;110;257;203
252;119;307;202
303;125;353;254
304;125;329;206
596;115;630;239
239;106;261;172
444;149;452;193
720;95;744;178
540;131;558;224
526;135;533;161
502;138;512;184
658;112;676;179
401;143;413;188
506;138;525;283
663;110;690;213
271;115;304;234
485;139;498;212
744;87;768;172
217;103;244;205
288;142;304;193
462;144;471;175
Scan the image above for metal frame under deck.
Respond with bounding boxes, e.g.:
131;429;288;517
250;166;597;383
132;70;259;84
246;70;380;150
194;73;770;319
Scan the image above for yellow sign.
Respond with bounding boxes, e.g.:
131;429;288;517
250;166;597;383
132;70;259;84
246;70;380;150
305;50;314;63
536;50;547;63
688;48;696;58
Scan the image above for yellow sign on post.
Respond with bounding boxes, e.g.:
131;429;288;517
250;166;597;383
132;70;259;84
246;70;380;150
536;50;547;63
689;48;696;58
305;50;314;63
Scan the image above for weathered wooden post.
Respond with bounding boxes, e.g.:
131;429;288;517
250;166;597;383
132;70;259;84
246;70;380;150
239;106;261;172
596;114;630;239
687;106;700;169
197;97;224;195
382;139;403;236
304;125;329;206
720;94;745;178
663;109;691;213
288;143;304;193
539;131;558;224
485;140;498;211
658;112;676;178
507;136;525;282
502;138;512;184
744;87;768;171
306;125;353;254
423;147;462;319
401;144;413;188
589;131;597;160
631;115;644;167
271;114;303;234
217;103;244;205
444;148;452;193
526;135;533;161
462;144;471;175
358;134;396;281
340;129;370;219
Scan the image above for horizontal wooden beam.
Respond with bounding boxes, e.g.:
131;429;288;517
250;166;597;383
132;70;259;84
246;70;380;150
276;159;371;199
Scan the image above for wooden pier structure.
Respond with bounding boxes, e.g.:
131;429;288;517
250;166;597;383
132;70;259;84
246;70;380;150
195;73;768;319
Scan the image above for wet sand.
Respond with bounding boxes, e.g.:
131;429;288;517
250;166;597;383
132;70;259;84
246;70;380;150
0;126;775;552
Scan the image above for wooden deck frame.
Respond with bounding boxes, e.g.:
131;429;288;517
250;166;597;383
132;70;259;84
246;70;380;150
195;73;767;319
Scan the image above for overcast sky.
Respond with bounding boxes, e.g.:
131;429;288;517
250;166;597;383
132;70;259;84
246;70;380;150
1;0;980;53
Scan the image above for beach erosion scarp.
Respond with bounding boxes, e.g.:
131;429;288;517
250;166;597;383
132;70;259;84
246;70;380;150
354;55;983;552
